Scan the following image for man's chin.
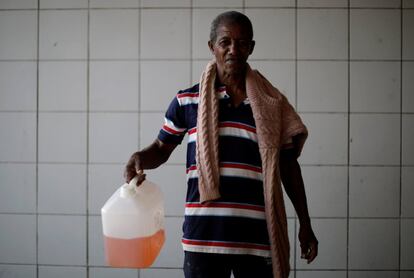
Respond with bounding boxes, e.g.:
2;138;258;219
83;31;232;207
224;63;246;74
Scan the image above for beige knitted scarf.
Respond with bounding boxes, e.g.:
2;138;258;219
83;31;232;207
196;60;308;278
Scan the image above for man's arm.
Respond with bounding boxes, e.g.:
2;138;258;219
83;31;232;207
279;147;318;264
124;138;177;184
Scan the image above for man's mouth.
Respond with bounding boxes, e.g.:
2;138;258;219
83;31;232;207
225;58;241;64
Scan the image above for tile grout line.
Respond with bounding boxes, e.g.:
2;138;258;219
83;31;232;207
398;1;403;277
346;0;351;277
86;0;91;277
4;212;414;220
3;110;414;115
1;262;413;272
1;161;411;167
294;0;298;276
190;0;194;87
2;58;414;62
138;0;142;157
294;0;298;110
3;6;412;11
137;1;142;277
35;0;40;277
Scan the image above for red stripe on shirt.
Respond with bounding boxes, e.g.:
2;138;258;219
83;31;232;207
219;122;256;133
186;165;197;173
186;164;261;173
217;87;226;93
185;202;264;212
177;92;199;98
182;239;270;251
162;125;183;135
220;162;262;173
188;127;196;135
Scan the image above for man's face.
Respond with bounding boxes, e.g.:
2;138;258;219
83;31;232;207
208;22;255;76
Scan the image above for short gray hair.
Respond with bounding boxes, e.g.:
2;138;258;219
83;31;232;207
209;11;253;42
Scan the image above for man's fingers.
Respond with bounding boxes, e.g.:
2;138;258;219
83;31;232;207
124;152;143;183
134;155;142;173
123;167;135;183
136;173;146;185
307;245;317;263
300;244;309;259
301;241;318;264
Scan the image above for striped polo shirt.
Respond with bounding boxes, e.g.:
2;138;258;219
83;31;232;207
157;83;292;257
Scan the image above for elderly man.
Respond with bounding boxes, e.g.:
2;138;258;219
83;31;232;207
124;11;318;278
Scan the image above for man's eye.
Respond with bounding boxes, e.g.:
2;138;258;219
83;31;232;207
218;40;230;46
239;40;250;48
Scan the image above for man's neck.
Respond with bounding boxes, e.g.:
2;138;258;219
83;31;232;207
216;66;246;89
216;67;247;107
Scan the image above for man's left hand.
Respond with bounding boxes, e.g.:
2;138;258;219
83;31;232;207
298;224;318;264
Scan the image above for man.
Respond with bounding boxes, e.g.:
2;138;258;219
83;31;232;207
124;11;318;278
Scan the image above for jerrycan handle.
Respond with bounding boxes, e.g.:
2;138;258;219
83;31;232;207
120;176;139;198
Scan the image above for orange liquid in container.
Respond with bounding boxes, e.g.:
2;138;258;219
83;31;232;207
101;178;165;268
104;229;165;268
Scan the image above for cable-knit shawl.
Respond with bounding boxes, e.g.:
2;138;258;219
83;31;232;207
196;60;308;278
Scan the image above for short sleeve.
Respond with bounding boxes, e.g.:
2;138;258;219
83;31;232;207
281;137;294;150
157;95;188;145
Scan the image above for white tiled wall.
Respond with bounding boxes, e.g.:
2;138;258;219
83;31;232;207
0;10;37;60
141;9;191;59
0;62;37;111
349;219;400;270
296;219;347;270
89;61;139;111
350;9;401;60
0;1;413;278
39;61;87;111
350;61;400;113
247;9;296;59
297;61;348;112
89;10;139;59
297;9;348;60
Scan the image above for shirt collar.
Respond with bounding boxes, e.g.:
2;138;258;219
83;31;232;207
216;86;250;105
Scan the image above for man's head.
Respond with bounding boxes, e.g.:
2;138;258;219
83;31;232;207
208;11;255;79
209;11;254;43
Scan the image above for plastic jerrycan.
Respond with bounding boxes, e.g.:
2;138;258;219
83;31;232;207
101;177;165;268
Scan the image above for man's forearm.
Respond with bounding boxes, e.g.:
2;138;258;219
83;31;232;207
136;139;176;170
280;149;311;227
280;148;318;263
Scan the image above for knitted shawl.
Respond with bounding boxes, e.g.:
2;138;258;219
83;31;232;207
196;60;308;278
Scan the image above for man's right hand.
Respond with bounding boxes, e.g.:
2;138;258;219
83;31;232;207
123;139;177;186
124;152;146;186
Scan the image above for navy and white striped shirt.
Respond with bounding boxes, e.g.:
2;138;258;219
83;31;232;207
158;84;292;257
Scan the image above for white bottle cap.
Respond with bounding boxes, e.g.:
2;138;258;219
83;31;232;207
120;176;138;198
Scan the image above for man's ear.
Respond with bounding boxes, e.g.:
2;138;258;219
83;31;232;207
208;40;215;54
249;40;256;55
